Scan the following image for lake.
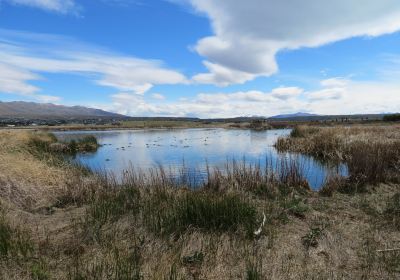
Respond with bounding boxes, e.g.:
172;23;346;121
54;128;347;190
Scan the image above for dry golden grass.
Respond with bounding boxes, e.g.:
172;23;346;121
0;130;73;211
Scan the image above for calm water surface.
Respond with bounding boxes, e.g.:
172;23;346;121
55;128;347;190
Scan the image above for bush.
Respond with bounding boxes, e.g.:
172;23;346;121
383;114;400;122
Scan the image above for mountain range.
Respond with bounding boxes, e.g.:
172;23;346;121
269;112;319;119
0;101;124;119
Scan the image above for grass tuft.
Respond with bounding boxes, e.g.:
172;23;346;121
0;211;34;260
144;190;258;237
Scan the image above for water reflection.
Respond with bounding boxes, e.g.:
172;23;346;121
54;128;347;190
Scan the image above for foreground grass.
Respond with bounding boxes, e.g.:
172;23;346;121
0;128;399;279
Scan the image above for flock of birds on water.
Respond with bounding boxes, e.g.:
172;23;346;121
71;129;280;163
103;130;228;151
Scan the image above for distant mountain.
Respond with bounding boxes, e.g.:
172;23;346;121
269;112;319;119
0;101;125;119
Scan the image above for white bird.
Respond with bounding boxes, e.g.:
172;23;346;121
254;212;266;236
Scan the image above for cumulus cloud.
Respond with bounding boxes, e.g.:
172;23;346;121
0;29;187;99
306;78;348;101
186;0;400;85
100;79;400;118
3;0;78;14
306;81;400;114
271;87;303;100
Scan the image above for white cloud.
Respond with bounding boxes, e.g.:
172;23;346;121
320;78;350;88
0;63;39;94
0;29;187;98
192;61;257;86
4;0;78;14
103;87;305;118
306;78;348;101
151;93;165;100
271;87;303;100
0;62;61;102
186;0;400;85
306;81;400;114
100;79;400;118
306;88;345;101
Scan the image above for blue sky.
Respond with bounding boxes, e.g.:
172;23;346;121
0;0;400;117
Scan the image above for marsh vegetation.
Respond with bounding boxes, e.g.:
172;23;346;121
0;126;399;279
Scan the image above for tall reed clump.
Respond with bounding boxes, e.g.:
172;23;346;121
68;135;99;154
205;158;310;198
276;127;343;161
79;174;141;243
143;190;258;237
27;132;99;157
276;125;400;191
346;141;400;187
84;186;141;229
26;132;58;158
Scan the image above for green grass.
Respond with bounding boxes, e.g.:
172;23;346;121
144;190;258;237
280;196;309;220
30;259;50;280
87;187;140;225
82;186;141;243
245;261;263;280
301;227;324;249
0;211;34;260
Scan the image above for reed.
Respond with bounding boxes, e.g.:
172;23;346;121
27;132;99;157
143;190;258;237
276;125;400;189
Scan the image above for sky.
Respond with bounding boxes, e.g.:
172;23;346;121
0;0;400;118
